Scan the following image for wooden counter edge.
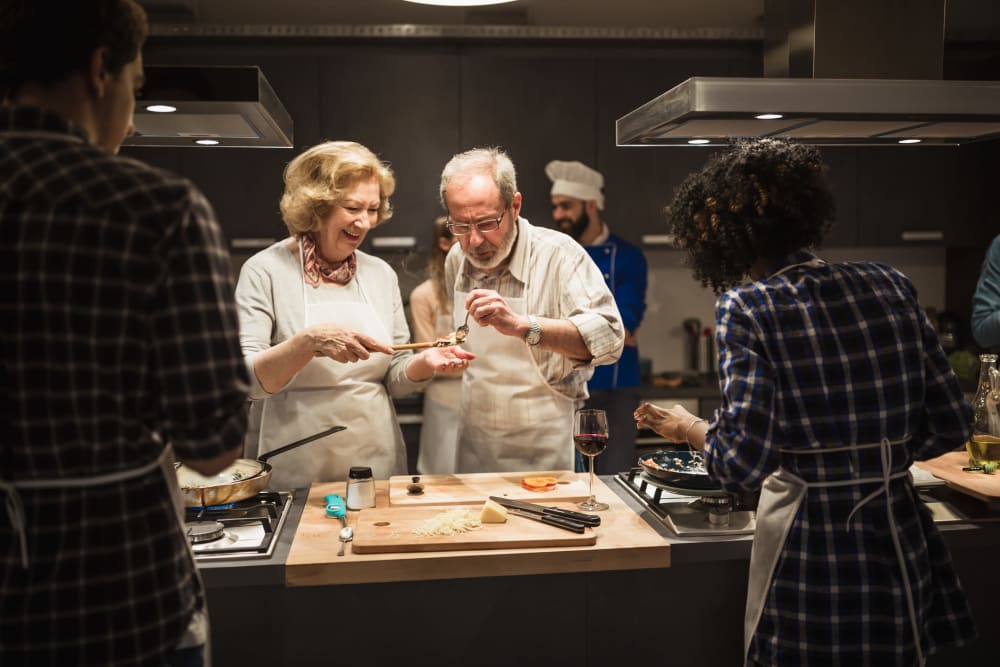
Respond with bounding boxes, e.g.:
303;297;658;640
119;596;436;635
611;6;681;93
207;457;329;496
285;475;670;586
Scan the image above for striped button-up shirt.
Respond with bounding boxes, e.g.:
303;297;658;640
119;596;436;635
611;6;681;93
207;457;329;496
445;216;624;401
1;106;249;665
703;250;975;665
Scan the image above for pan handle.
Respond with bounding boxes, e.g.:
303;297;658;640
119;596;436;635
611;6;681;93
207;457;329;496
258;425;347;463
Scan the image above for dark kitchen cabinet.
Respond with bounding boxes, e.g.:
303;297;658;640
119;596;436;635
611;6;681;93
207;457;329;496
319;46;461;257
855;147;972;247
594;46;761;246
460;47;598;225
818;148;859;246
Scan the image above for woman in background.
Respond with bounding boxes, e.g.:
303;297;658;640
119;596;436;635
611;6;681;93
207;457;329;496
236;142;473;488
635;139;974;666
409;216;463;473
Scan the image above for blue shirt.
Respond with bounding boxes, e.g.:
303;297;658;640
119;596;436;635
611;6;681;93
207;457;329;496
703;250;974;664
586;232;647;389
972;233;1000;349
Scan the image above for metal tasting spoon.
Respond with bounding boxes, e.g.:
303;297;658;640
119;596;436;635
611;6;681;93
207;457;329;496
337;525;353;557
454;310;470;343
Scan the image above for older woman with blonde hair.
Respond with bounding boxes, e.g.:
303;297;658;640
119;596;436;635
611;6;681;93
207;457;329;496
236;141;473;488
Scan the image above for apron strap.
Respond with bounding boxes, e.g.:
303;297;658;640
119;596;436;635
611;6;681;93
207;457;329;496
780;437;925;666
1;446;170;569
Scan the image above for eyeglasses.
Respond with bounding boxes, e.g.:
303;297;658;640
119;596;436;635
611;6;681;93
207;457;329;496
446;211;505;236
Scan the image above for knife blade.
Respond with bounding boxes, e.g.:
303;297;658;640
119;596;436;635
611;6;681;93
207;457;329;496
488;496;601;527
505;507;587;533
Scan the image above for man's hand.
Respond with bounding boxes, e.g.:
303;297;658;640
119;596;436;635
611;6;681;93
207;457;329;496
465;288;526;338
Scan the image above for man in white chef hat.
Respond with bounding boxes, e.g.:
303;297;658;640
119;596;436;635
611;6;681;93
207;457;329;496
546;160;648;475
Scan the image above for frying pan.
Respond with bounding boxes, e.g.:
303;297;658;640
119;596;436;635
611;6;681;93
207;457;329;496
638;450;721;492
175;425;346;507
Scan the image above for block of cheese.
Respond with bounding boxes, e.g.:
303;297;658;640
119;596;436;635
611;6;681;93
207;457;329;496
479;498;508;523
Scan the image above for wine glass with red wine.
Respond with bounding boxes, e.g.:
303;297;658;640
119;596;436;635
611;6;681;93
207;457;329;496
574;408;609;511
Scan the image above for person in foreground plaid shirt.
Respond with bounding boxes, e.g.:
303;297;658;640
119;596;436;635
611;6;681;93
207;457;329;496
635;139;975;666
0;2;249;665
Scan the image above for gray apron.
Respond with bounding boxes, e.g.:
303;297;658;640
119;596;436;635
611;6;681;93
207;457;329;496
1;444;211;662
744;438;920;666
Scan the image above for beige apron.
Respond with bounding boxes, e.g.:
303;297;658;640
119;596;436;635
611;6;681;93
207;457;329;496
744;438;920;666
416;310;463;474
256;247;403;488
453;288;577;472
1;444;211;663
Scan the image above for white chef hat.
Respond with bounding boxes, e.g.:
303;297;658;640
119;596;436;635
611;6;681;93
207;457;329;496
545;160;605;210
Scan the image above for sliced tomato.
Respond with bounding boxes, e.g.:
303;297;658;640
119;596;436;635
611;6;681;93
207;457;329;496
521;476;558;491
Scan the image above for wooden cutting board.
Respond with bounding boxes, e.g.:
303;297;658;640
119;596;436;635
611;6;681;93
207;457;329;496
388;470;591;506
351;503;597;554
915;451;1000;503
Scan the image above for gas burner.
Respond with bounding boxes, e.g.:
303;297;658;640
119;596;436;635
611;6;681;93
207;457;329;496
187;520;226;543
615;468;756;536
182;491;293;561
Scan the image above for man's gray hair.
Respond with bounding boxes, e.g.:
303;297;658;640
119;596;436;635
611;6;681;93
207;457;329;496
439;146;518;211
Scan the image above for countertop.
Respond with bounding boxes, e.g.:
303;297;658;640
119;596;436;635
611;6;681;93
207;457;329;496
283;474;669;586
197;469;1000;588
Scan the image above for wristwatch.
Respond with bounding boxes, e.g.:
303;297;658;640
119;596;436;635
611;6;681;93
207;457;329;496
525;315;542;346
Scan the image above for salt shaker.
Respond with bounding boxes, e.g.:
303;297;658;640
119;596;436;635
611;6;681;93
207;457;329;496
346;466;375;510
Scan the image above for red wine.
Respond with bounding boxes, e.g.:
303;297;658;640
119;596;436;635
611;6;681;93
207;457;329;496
574;433;608;456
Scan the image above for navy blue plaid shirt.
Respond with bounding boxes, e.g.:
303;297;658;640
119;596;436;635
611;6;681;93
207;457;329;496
703;251;975;665
1;106;249;665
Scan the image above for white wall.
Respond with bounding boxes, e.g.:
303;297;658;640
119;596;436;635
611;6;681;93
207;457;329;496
636;246;947;375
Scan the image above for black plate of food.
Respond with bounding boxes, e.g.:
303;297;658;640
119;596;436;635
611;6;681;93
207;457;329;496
638;450;722;492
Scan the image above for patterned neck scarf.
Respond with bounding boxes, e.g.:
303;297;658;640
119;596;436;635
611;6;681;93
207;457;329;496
300;233;357;287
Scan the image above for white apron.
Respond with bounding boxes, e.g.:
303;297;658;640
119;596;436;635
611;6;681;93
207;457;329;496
257;251;405;489
416;310;462;474
453;288;577;473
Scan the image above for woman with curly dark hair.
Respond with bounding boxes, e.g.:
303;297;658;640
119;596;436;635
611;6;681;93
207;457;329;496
635;139;975;666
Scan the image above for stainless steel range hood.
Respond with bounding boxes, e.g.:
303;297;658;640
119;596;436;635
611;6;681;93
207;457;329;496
617;0;1000;147
122;65;293;148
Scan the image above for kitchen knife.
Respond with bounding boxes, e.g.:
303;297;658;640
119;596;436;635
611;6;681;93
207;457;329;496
505;507;587;533
488;496;601;527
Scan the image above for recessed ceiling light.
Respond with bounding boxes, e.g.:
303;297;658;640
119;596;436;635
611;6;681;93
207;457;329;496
688;138;710;145
403;0;518;6
898;138;922;144
755;113;783;120
195;139;220;145
146;104;176;113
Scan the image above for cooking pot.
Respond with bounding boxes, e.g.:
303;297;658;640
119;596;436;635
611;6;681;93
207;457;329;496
175;425;346;507
638;450;721;492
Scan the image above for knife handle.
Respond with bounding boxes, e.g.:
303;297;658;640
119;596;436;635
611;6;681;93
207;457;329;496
538;513;587;534
544;507;601;526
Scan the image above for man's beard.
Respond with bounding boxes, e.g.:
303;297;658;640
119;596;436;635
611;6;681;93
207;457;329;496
559;208;589;242
465;219;518;271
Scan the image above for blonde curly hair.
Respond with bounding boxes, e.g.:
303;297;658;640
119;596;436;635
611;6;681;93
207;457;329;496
279;141;395;236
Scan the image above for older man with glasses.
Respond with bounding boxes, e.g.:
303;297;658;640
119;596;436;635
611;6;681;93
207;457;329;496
439;147;624;473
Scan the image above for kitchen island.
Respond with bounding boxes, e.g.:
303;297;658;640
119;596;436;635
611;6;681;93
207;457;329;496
200;474;1000;667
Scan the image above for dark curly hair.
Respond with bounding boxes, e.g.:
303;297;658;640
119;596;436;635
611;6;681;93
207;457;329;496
0;0;147;99
664;139;835;294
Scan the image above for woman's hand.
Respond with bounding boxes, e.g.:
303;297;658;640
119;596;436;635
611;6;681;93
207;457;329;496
307;325;393;362
405;346;476;382
633;402;700;443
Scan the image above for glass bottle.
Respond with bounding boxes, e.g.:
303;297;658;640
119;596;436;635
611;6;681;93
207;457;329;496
967;353;1000;465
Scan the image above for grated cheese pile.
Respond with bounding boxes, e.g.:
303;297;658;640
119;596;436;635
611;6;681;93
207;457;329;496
413;508;482;536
